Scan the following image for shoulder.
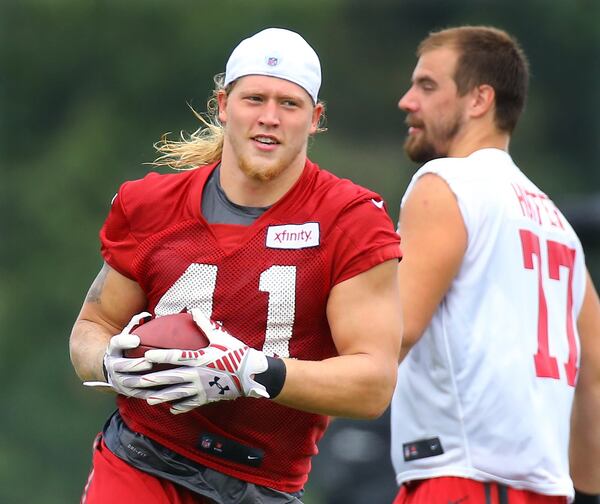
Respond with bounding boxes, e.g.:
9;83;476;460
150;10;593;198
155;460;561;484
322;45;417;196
405;150;515;203
303;162;397;234
118;168;204;206
416;149;514;183
415;156;473;183
108;165;213;236
118;166;212;216
300;163;400;283
308;160;383;209
303;161;397;241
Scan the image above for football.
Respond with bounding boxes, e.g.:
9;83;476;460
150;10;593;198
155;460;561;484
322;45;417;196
124;312;210;361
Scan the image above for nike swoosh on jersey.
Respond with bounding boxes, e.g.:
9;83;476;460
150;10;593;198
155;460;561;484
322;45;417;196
371;198;385;209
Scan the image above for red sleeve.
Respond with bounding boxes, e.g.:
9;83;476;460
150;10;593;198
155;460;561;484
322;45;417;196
98;166;213;280
99;182;140;280
330;197;402;285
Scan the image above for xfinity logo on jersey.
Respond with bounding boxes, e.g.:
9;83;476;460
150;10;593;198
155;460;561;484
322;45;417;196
266;222;320;249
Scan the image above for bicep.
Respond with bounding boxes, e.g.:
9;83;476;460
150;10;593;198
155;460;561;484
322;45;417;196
327;259;402;362
398;174;467;353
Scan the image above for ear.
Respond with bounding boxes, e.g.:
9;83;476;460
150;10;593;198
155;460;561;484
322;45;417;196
469;84;495;119
217;90;228;124
309;103;324;134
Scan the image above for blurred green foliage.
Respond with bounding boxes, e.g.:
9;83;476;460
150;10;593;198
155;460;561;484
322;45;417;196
1;1;598;502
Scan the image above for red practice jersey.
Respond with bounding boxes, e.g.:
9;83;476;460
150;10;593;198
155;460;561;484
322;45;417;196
100;159;401;492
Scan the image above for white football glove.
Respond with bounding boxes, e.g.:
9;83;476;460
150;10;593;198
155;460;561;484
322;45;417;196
83;311;156;399
128;308;269;414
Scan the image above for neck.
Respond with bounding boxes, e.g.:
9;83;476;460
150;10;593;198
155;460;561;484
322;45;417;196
447;119;510;158
219;149;306;208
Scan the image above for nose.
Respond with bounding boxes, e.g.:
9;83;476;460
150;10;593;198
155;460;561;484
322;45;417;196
258;100;280;127
398;88;417;113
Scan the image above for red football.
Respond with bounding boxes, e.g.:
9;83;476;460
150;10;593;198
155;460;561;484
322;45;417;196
124;312;210;361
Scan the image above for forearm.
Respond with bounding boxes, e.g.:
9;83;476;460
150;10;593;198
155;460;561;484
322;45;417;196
274;353;397;419
570;385;600;493
69;319;113;382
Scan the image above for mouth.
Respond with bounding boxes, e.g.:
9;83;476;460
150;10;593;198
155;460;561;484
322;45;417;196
252;135;280;149
406;122;424;136
405;117;424;136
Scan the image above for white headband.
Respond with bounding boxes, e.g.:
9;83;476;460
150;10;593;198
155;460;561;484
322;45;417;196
224;28;322;104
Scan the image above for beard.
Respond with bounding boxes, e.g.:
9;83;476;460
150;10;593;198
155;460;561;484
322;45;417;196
223;122;308;184
404;110;463;164
404;135;441;164
225;129;290;183
238;156;285;182
234;137;306;183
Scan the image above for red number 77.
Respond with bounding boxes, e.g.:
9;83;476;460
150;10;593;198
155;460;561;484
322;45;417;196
519;229;578;387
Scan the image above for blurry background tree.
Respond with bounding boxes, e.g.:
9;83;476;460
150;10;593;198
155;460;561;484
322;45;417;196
1;0;598;503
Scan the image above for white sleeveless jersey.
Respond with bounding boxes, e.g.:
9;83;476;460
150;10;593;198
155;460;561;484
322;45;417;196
391;149;586;500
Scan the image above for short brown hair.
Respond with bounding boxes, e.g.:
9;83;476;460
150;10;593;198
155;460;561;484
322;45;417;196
419;26;529;133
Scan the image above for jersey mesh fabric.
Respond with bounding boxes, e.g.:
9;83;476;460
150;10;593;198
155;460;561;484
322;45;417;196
100;159;401;492
122;217;334;489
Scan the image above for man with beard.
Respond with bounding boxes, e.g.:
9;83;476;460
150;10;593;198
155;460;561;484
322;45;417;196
389;26;600;503
70;28;403;503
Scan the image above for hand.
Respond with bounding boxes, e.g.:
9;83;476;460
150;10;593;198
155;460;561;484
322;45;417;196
83;312;155;398
133;309;269;414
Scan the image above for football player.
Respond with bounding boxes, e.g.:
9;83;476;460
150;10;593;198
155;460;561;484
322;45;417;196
70;28;403;503
390;25;600;503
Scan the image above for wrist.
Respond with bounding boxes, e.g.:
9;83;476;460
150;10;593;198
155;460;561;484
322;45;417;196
254;356;287;399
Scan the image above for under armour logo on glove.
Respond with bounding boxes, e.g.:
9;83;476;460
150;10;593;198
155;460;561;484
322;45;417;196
209;376;230;395
120;309;270;414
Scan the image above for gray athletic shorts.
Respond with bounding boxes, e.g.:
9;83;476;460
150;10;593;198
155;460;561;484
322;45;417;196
103;411;303;504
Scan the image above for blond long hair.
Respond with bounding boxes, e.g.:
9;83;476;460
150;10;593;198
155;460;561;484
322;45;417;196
152;73;326;171
152;73;227;170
